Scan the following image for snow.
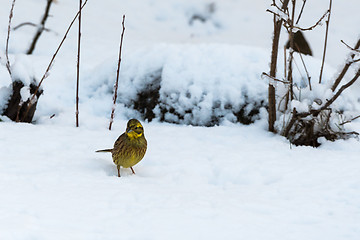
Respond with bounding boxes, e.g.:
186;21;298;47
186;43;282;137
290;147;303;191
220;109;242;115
1;121;360;239
1;0;360;239
0;85;11;111
117;43;269;125
10;54;35;85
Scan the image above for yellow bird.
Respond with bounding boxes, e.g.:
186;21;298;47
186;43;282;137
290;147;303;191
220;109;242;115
96;119;147;177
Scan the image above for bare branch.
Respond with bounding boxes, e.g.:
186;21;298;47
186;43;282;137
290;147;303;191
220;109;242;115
22;0;89;122
284;0;297;111
296;67;360;119
75;0;82;127
294;44;312;90
13;22;52;32
109;15;126;131
340;114;360;126
322;68;360;111
268;0;291;132
292;10;329;31
295;0;306;24
266;9;282;19
27;0;54;55
13;22;36;30
282;108;297;137
6;0;16;77
319;0;332;84
341;40;360;54
262;72;290;84
267;1;290;23
331;38;360;91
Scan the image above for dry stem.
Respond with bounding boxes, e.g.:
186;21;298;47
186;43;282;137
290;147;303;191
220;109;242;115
340;40;360;54
76;0;82;127
295;0;306;24
27;0;54;54
6;0;16;77
331;39;360;91
13;22;52;32
262;72;290;84
340;114;360;126
283;67;360;139
294;45;312;90
109;15;126;131
284;0;296;111
268;0;290;132
321;68;360;111
22;0;89;122
292;10;329;31
319;0;332;84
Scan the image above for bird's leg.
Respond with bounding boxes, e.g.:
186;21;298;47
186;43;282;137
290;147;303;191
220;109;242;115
130;167;136;174
117;166;121;177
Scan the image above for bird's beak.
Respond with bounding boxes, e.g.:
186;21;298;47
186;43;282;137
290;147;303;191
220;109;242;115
127;129;133;133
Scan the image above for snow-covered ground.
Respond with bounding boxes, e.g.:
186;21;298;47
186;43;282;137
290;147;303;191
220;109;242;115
1;0;360;239
1;120;360;239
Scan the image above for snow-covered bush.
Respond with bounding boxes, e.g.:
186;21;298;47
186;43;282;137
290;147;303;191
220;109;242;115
275;71;360;146
266;0;360;146
87;44;269;126
0;54;42;122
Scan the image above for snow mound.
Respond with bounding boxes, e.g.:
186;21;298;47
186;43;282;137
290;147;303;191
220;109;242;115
86;44;270;126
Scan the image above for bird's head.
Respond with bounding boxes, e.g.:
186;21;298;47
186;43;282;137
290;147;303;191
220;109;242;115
126;119;144;139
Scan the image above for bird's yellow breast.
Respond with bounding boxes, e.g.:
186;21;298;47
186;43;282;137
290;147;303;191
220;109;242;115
112;133;147;168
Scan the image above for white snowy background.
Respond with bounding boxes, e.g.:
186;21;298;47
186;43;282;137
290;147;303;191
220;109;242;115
0;0;360;239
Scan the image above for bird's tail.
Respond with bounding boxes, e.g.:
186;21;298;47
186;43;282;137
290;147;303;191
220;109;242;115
95;149;113;153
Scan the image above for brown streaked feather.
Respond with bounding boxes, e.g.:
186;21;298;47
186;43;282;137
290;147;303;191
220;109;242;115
96;119;147;177
112;132;147;168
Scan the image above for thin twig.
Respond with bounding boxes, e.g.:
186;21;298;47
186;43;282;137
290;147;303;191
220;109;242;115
13;22;52;32
284;0;296;111
266;9;281;18
283;67;360;138
270;2;290;17
278;91;289;112
262;72;290;84
321;68;360;111
319;0;332;84
266;8;290;24
292;10;329;31
294;43;312;90
76;0;82;127
22;0;89;122
341;40;360;54
109;15;126;131
6;0;16;77
271;1;287;13
298;67;360;119
27;0;54;54
295;0;306;24
293;57;306;86
282;108;297;137
331;39;360;91
284;46;287;80
340;114;360;126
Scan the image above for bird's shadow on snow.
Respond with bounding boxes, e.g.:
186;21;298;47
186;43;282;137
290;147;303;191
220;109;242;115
90;157;138;178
